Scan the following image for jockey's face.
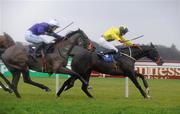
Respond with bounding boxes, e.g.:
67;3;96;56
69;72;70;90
52;26;58;31
120;32;125;36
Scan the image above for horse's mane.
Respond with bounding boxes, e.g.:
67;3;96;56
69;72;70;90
65;29;81;38
115;44;157;56
116;44;153;50
53;29;82;43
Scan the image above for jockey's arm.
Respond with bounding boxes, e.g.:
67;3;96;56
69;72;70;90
37;26;46;35
45;32;64;39
110;33;133;46
50;32;63;39
118;36;134;46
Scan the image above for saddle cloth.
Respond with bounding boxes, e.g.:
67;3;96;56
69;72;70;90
102;54;114;62
99;52;122;63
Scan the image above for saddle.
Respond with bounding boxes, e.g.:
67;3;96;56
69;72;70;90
97;52;122;71
28;43;54;57
28;43;54;72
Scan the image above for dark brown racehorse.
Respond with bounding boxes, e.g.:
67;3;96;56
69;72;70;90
57;43;164;99
0;29;94;98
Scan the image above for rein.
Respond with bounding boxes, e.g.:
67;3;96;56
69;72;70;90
121;53;136;61
155;57;162;65
121;47;136;61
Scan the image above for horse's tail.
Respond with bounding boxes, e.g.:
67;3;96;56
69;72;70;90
3;32;16;47
0;32;16;56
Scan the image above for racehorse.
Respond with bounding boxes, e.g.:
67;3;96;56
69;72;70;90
57;43;164;99
0;29;94;98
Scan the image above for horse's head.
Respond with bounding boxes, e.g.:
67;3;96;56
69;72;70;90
65;29;95;52
145;43;164;66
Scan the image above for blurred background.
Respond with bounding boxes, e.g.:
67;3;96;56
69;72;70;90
0;0;179;49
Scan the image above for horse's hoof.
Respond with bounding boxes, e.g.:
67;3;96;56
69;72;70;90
89;96;94;98
8;89;13;93
56;93;60;97
145;88;150;95
16;95;21;99
147;95;151;99
87;86;93;90
4;88;13;93
144;95;151;99
45;88;51;92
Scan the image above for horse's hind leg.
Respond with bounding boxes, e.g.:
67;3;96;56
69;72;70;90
22;70;51;92
11;71;21;98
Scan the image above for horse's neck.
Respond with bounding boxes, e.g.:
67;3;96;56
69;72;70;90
54;37;77;58
130;46;149;60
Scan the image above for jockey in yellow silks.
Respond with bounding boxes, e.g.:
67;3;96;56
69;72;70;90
97;25;137;55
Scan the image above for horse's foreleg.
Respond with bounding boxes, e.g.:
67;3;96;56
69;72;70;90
135;72;150;97
56;67;88;86
22;70;51;92
135;72;149;88
81;70;93;98
64;77;77;91
135;72;150;98
128;72;148;98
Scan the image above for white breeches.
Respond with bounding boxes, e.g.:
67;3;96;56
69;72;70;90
25;31;47;44
97;37;118;52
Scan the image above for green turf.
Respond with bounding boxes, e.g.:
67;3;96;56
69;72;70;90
0;77;180;114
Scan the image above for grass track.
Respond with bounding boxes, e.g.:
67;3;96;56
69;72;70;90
0;77;180;114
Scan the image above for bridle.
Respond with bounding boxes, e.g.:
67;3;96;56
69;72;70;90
155;56;162;65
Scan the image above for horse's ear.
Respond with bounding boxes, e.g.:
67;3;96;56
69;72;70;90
150;42;155;48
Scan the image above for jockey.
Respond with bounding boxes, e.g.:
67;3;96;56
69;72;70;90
25;19;63;57
97;25;138;55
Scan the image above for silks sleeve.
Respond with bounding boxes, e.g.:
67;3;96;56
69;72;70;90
111;32;121;41
120;36;134;46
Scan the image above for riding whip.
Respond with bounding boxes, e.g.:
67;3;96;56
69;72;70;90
56;21;74;33
122;35;144;43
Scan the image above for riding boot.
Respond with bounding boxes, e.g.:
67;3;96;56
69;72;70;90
33;42;46;58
